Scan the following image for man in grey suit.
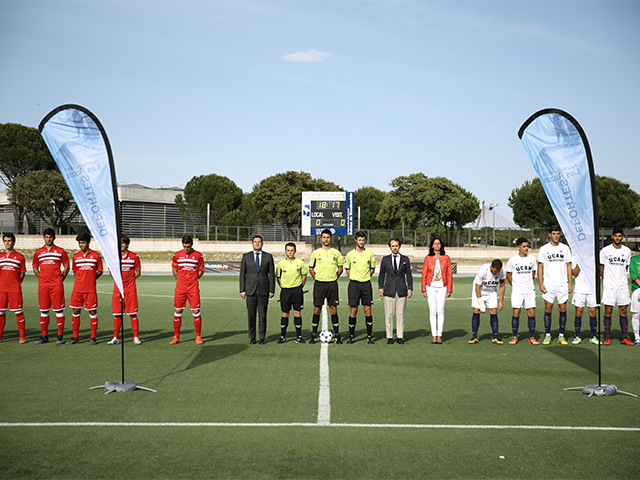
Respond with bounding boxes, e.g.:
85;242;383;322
378;238;413;344
240;235;275;344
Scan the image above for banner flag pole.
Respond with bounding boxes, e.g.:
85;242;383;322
518;108;634;397
39;104;155;394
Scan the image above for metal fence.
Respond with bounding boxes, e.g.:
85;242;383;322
2;212;638;249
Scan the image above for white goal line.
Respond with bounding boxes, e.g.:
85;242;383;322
0;422;637;432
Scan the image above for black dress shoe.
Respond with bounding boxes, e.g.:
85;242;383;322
259;339;266;345
249;339;257;345
396;338;405;345
387;338;394;345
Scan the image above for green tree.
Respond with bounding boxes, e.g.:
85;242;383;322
508;175;640;229
175;174;243;225
507;178;556;228
0;123;57;233
354;186;385;229
9;170;78;234
596;176;640;228
377;174;479;242
251;171;342;239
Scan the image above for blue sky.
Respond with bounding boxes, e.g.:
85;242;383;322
1;0;639;222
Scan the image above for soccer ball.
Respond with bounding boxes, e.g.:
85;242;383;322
319;330;333;343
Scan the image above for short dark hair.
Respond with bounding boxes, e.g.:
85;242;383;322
516;237;528;247
76;232;91;243
182;234;193;245
285;242;296;250
355;231;366;239
491;259;503;270
3;233;16;242
428;237;445;256
321;229;332;237
121;235;131;246
389;237;402;247
43;228;56;237
612;227;624;236
549;225;561;234
252;235;263;242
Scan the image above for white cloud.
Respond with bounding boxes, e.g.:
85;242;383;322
282;49;333;63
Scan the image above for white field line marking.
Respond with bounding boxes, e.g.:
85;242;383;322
1;422;638;432
317;303;331;425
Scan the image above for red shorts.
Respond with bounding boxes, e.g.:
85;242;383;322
38;284;66;311
112;290;139;315
0;291;23;311
70;291;98;311
174;289;201;310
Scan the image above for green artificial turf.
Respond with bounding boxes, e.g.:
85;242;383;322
1;274;639;479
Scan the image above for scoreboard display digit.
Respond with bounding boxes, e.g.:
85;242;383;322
302;192;354;236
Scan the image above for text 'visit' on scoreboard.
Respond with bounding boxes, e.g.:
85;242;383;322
301;191;354;237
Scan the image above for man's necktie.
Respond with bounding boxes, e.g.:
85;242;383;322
255;252;260;271
393;255;398;273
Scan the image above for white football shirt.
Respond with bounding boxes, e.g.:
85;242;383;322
538;242;571;287
600;243;631;289
571;255;591;295
473;263;506;294
506;253;537;291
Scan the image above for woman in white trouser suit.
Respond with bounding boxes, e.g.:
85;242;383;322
421;238;453;344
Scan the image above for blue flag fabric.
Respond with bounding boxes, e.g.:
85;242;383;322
40;106;124;297
519;110;597;300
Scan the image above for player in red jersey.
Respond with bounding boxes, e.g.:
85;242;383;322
0;233;27;343
32;228;70;344
108;235;142;345
171;234;205;345
68;232;103;345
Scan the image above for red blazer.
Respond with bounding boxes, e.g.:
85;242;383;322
421;255;453;293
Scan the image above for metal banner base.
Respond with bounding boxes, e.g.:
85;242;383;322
564;384;637;398
90;381;157;395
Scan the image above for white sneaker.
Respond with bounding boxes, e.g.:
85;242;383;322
107;337;119;345
572;337;582;345
133;337;142;345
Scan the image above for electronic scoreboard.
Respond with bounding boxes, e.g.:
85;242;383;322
301;191;354;236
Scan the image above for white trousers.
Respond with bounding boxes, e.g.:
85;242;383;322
426;285;447;336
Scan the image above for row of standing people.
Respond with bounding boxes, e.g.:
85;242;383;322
237;229;451;345
2;226;637;346
469;225;640;346
0;230;140;345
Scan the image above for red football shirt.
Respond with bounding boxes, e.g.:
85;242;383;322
33;245;70;286
72;249;103;293
172;249;204;292
115;251;141;293
0;250;26;293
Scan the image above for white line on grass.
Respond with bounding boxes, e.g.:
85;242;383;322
317;303;331;425
1;423;638;432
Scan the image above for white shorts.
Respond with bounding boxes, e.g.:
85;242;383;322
601;287;630;307
542;285;569;305
630;289;640;314
472;291;498;311
511;290;536;310
572;292;597;309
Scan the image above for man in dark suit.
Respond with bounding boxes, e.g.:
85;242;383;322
378;238;413;344
240;235;275;344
